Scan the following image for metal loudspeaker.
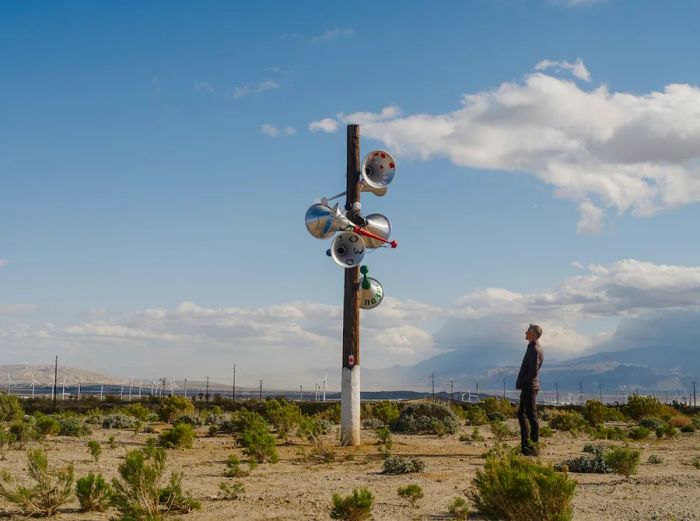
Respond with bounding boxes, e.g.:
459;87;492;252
330;232;366;268
361;150;397;189
305;203;352;240
361;214;392;249
359;266;384;309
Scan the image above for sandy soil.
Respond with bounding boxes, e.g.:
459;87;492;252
1;420;699;520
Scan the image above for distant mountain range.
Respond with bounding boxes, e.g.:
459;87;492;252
0;364;123;386
362;345;699;395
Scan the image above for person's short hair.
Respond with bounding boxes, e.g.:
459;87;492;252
528;324;543;338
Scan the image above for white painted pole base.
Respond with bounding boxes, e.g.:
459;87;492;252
340;366;361;446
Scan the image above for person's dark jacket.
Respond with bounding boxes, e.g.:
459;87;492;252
516;341;544;390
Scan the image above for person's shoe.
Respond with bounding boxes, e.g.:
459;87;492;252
522;443;540;456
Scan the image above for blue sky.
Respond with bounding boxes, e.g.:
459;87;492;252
2;0;700;388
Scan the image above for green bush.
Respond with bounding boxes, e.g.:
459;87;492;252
87;440;102;462
655;423;678;439
0;448;74;517
382;455;425;474
397;483;423;508
647;454;664;464
223;455;251;478
238;422;279;463
111;445;199;519
158;423;195;449
591;425;627;440
159;472;201;513
124;403;156;422
481;397;516;419
603;446;640;477
540;425;554;438
375;426;393;449
34;415;60;437
639;417;664;430
218;481;244;500
625;395;675;421
9;422;35;448
680;424;696;433
330;487;374;521
581;400;606;426
469;451;577;521
0;393;23;422
393;402;459;435
57;416;91;437
447;496;470;520
371;401;400;426
76;472;112;512
489;420;513;441
464;406;489;426
549;412;586;432
628;426;651;440
266;402;304;442
102;414;136;430
555;446;611;474
158;396;194;423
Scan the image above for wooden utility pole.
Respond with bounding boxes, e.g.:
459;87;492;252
340;124;362;446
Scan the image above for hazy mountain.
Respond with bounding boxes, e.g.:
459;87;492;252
361;345;699;394
0;365;123;386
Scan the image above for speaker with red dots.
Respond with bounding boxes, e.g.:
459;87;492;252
360;150;397;189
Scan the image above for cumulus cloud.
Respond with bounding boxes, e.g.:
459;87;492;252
535;58;591;81
312;28;355;43
194;81;215;94
311;63;700;232
3;259;700;383
309;118;339;133
261;124;297;137
231;79;280;99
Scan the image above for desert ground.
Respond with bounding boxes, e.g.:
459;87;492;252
1;417;699;521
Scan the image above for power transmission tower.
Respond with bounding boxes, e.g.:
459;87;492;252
299;385;303;402
430;373;436;401
555;382;559;406
448;379;454;402
206;376;210;402
259;380;263;401
232;365;236;403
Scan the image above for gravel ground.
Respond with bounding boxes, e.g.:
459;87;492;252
1;420;699;520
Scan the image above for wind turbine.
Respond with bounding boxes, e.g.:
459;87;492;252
6;373;11;395
75;377;82;400
322;373;327;402
168;376;177;397
30;373;38;398
183;378;188;398
100;383;104;401
120;382;124;400
137;379;143;399
128;379;133;402
61;376;67;400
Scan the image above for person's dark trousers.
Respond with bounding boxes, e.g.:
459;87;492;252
518;388;539;451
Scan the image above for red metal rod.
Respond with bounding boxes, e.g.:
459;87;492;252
352;226;398;248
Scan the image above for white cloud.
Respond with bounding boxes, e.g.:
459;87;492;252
308;118;339;133
231;79;280;99
576;200;604;234
322;65;700;231
261;124;280;137
4;259;700;381
535;58;591;81
194;81;215;94
261;124;297;137
312;28;355;43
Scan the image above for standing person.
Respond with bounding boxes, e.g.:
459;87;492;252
516;324;544;455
